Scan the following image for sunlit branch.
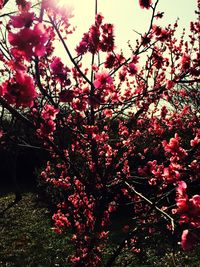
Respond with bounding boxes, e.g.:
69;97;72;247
49;16;93;87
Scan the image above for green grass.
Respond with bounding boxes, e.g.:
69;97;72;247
0;193;72;267
0;192;199;266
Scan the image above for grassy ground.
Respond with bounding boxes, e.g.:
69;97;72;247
0;192;199;267
0;193;72;267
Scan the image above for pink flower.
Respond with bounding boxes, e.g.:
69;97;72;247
175;181;189;213
0;0;3;9
50;57;64;74
166;80;175;90
8;23;48;59
100;23;114;52
94;71;113;89
40;118;56;136
155;12;164;19
16;0;31;11
181;54;191;71
70;256;81;263
177;181;187;197
10;12;34;28
103;109;112;118
0;84;6;96
0;129;3;138
163;136;179;153
41;104;59;120
161;106;168;118
139;0;152;9
50;57;70;84
190;136;199;147
181;230;197;251
190;195;200;216
157;29;169;41
39;104;59;136
95;13;104;26
76;33;89;55
76;15;114;54
128;63;138;75
4;72;36;107
176;181;200;229
141;34;151;46
162;134;187;158
76;24;100;54
104;53;116;68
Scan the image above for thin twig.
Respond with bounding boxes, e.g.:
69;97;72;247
124;181;175;232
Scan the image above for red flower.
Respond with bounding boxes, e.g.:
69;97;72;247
8;23;48;59
0;84;6;96
190;136;199;147
139;0;152;9
100;23;114;52
94;71;113;89
181;230;197;251
41;104;59;121
95;13;104;26
76;15;114;54
155;12;164;19
50;57;70;84
104;53;116;68
10;12;34;28
163;136;179;153
190;195;200;216
76;33;89;55
181;54;191;71
141;34;151;46
4;72;36;107
176;181;187;197
39;105;59;136
128;63;138;75
16;0;31;11
90;25;100;52
157;29;169;41
40;120;56;136
0;129;3;138
162;134;187;158
50;57;64;74
0;0;4;9
103;109;112;118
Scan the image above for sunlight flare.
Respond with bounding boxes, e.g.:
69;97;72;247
44;0;74;19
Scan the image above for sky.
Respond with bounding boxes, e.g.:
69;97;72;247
2;0;198;61
59;0;197;55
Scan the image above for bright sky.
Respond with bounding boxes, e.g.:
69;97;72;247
60;0;197;55
2;0;197;62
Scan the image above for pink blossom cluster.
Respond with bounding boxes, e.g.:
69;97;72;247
1;71;36;107
50;57;71;86
174;181;200;250
139;0;152;9
39;105;59;137
76;14;114;54
8;6;48;60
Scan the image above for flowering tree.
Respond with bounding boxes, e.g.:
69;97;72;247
0;0;200;265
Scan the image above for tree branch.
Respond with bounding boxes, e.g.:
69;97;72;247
124;181;175;232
